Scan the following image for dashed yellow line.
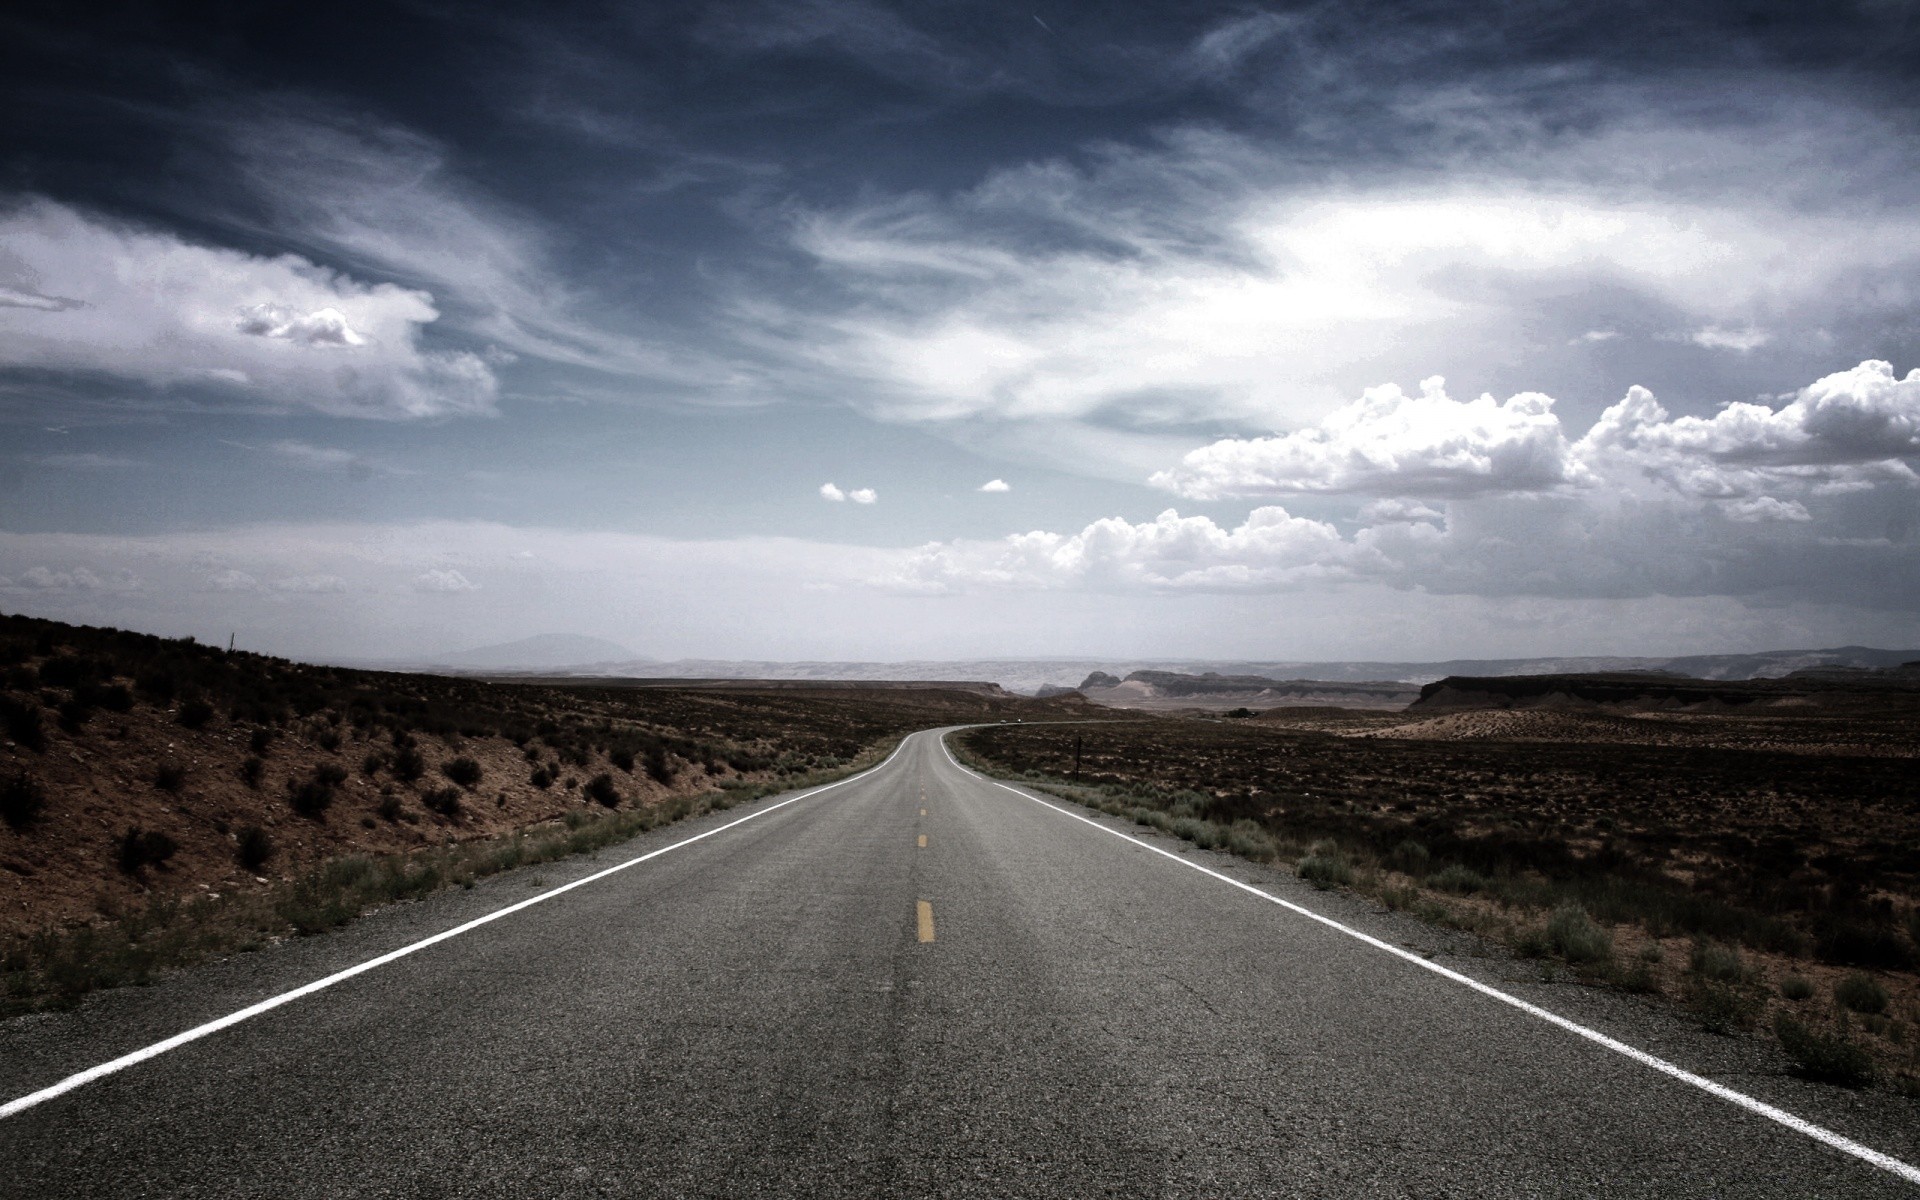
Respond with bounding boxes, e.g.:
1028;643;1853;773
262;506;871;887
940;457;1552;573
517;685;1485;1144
919;807;926;817
916;900;936;943
917;833;927;848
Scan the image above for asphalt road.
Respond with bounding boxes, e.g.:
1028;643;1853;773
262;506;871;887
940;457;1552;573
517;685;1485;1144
3;728;1917;1198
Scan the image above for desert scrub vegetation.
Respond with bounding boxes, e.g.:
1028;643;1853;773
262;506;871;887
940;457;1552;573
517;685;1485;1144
0;749;897;1016
441;756;483;789
954;718;1920;1089
2;611;1085;1015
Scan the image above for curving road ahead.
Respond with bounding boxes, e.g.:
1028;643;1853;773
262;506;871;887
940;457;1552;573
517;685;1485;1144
2;728;1916;1197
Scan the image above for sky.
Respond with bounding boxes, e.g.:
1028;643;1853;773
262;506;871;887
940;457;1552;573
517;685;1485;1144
3;0;1920;664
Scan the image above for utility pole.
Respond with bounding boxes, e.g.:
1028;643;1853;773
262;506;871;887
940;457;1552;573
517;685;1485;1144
227;632;235;653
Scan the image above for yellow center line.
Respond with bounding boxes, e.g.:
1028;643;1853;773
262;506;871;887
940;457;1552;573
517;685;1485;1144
916;900;936;943
919;807;926;817
917;833;927;848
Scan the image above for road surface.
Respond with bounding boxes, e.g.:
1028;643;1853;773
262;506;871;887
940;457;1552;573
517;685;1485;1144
2;727;1916;1197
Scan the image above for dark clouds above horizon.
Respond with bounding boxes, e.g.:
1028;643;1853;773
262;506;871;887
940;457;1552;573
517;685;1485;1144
3;1;1920;663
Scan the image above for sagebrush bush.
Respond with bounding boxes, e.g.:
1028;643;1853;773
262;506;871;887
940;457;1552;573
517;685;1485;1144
235;825;274;871
2;695;46;751
584;773;622;808
248;727;274;755
176;697;215;729
1779;975;1814;1001
1547;905;1613;964
1775;1014;1875;1088
423;786;463;817
1;770;46;831
1834;972;1889;1015
645;744;675;785
117;827;178;874
153;761;188;793
530;765;554;789
1297;846;1353;890
1685;977;1759;1034
1388;839;1431;876
442;757;483;789
391;747;425;783
1429;864;1489;895
238;756;264;788
287;773;335;818
315;728;341;752
1690;940;1750;984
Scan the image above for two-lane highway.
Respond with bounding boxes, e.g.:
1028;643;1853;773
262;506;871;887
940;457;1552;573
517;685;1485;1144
2;728;1916;1197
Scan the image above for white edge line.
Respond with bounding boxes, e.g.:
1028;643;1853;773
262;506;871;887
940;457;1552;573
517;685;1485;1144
939;735;1920;1186
0;737;913;1121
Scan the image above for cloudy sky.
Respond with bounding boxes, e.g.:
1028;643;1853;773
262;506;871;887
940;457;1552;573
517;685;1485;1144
4;1;1920;663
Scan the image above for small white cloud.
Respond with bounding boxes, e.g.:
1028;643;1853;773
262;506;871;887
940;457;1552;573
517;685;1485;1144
1688;326;1771;352
820;482;847;502
413;568;479;593
272;574;349;594
849;487;878;504
1572;329;1619;344
978;478;1011;493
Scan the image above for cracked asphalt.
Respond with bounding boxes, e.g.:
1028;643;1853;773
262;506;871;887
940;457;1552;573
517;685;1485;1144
2;727;1916;1197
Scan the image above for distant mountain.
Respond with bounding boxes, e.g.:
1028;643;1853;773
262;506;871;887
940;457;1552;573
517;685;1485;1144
386;646;1920;694
431;634;644;671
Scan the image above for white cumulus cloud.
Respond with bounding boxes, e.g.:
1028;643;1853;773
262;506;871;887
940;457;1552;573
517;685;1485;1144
1576;360;1920;500
978;478;1011;492
885;507;1357;593
1152;376;1588;500
849;487;878;504
820;482;847;501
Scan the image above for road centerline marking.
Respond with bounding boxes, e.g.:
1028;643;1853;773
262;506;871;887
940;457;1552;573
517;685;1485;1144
917;834;927;848
0;738;915;1122
937;733;1920;1187
916;900;936;943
